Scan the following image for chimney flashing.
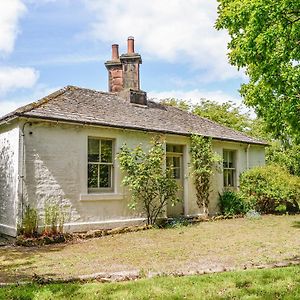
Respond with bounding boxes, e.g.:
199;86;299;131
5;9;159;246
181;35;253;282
118;89;147;106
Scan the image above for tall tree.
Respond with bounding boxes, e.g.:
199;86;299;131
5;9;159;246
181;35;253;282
216;0;300;143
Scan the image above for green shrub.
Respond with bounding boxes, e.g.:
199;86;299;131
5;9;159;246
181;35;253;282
240;164;300;214
19;205;38;237
219;191;250;215
117;137;179;225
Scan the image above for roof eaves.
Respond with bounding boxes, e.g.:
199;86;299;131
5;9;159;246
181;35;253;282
19;114;269;146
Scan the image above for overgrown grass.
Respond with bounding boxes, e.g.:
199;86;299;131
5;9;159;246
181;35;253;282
1;215;300;283
1;266;300;299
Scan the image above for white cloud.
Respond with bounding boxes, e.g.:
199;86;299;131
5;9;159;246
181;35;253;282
0;0;26;55
84;0;243;82
0;99;27;117
0;67;39;95
148;89;241;105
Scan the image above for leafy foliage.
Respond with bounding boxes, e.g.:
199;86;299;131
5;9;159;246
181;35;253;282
159;98;191;111
216;0;300;142
239;164;300;214
117;138;179;225
44;203;66;235
193;99;252;133
219;191;250;216
161;97;271;141
190;135;221;215
19;205;38;237
266;142;300;176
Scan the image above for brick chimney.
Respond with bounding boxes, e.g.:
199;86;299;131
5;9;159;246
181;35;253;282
104;44;123;93
105;37;147;105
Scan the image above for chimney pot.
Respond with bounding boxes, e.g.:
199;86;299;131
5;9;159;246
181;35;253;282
111;44;119;60
127;36;134;54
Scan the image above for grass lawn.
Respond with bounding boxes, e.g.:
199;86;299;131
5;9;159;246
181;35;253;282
0;215;300;283
1;266;300;299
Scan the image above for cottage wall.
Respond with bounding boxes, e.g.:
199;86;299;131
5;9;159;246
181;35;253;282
22;120;265;232
0;123;20;236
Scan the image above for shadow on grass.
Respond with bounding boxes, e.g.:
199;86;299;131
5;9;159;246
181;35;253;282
0;243;67;283
291;221;300;229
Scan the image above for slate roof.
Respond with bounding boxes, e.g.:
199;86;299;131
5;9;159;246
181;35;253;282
0;85;267;145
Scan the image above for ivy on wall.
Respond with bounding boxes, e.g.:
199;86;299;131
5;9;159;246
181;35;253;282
190;135;221;216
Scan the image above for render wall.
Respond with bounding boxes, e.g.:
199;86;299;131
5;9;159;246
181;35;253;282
0;123;20;236
22;120;265;232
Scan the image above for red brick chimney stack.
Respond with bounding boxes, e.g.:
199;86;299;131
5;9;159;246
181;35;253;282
127;36;134;54
111;44;119;60
105;37;147;105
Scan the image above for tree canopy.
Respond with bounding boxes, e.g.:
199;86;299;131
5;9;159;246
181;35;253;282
192;99;252;133
160;97;271;141
216;0;300;143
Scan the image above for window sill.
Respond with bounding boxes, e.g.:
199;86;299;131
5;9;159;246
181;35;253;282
80;193;124;201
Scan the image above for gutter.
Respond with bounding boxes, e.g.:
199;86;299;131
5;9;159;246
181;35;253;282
17;115;269;147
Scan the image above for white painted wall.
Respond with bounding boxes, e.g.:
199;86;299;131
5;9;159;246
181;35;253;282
207;140;265;214
18;119;265;233
0;123;20;236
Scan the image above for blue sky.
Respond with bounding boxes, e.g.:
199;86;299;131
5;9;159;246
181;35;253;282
0;0;247;117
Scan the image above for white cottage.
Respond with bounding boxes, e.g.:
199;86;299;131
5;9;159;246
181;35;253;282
0;38;267;236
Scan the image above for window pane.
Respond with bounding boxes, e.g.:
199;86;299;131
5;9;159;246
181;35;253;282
223;151;227;168
166;144;173;153
99;165;112;188
166;144;183;153
173;157;180;168
173;145;183;153
173;167;180;179
101;140;113;163
228;151;234;168
228;170;235;186
166;156;173;168
88;139;100;162
223;169;228;187
88;164;98;188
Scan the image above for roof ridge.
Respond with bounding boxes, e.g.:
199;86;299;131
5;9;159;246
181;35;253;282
0;86;72;124
68;85;115;96
17;86;71;114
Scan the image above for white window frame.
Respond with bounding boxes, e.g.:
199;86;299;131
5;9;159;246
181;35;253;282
88;137;114;193
223;149;236;188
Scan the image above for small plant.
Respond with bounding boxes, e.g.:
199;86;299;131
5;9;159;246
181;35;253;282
44;203;66;235
19;205;39;237
117;137;179;225
219;191;249;216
